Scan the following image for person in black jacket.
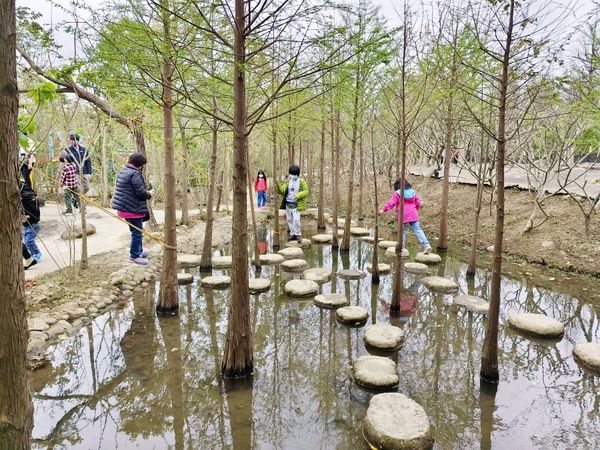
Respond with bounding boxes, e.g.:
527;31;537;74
66;133;93;193
112;152;153;265
21;183;42;263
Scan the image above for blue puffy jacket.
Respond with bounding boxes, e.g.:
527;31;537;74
111;164;151;214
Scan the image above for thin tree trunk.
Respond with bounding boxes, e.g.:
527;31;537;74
370;124;380;284
0;0;33;445
272;110;281;248
215;170;224;213
222;0;253;377
177;118;190;226
100;127;109;206
247;159;261;271
332;108;340;249
79;166;88;271
200;114;219;271
157;0;179;314
467;163;485;277
358;122;365;222
438;99;453;251
317;113;326;230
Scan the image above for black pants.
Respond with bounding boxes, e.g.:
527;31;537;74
23;243;31;259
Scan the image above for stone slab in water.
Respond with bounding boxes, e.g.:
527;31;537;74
177;254;202;268
366;263;391;274
350;227;370;236
311;234;333;244
353;355;398;389
507;313;564;338
201;275;231;289
177;273;194;285
249;278;271;294
284;279;319;297
573;342;600;373
385;247;410;259
302;267;332;284
338;268;366;280
377;240;398;249
364;324;404;350
420;276;459;293
277;247;304;259
415;252;442;264
259;253;285;265
285;238;311;248
61;223;97;240
364;393;434;450
404;262;429;274
336;305;369;325
280;258;309;272
314;293;348;309
453;295;489;314
212;255;232;269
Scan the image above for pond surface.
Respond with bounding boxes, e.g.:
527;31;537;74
30;223;600;449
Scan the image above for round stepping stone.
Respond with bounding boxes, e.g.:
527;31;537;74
364;324;404;351
280;259;309;272
212;255;232;269
284;279;319;297
350;227;370;236
311;234;333;244
573;342;600;373
177;254;202;268
420;276;459;293
259;253;285;265
313;293;348;309
364;393;434;450
453;295;489;314
404;262;429;274
177;273;194;285
201;275;231;289
336;305;369;325
338;268;366;280
285;238;311;248
507;313;564;338
249;278;271;294
278;247;304;259
415;252;442;264
377;240;398;249
352;355;398;389
302;267;332;284
366;263;391;274
385;247;410;259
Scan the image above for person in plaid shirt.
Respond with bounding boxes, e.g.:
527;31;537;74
60;154;80;214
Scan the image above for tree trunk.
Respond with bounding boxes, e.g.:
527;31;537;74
331;108;340;249
200;114;219;271
215;170;223;213
317;113;326;230
370;124;380;284
157;0;179;314
78;166;88;271
222;0;253;378
247;160;261;271
480;0;514;384
271;111;281;248
467;164;485;277
100;127;109;206
358;122;365;222
0;0;33;445
177;118;190;226
438;99;453;251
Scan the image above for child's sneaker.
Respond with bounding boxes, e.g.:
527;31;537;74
130;257;149;265
423;245;432;254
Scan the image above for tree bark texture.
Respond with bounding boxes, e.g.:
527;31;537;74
331;108;340;249
438;99;453;251
317;114;326;230
370;125;380;284
200;115;219;270
272;110;281;249
177;119;190;226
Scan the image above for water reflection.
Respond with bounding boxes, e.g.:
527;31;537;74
30;226;600;449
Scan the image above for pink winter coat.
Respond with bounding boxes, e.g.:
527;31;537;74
382;188;421;224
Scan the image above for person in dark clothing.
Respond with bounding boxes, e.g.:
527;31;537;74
66;133;92;193
21;183;42;263
23;243;36;270
112;152;153;265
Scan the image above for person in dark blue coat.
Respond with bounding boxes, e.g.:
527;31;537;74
112;152;153;265
66;133;93;193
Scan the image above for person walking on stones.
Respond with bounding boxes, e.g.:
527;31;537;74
254;169;268;209
112;152;154;265
380;178;432;254
66;132;93;193
277;165;309;242
21;182;42;264
59;154;80;214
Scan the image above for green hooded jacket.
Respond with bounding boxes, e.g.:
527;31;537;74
277;177;309;212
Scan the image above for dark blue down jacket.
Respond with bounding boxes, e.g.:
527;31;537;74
111;164;151;214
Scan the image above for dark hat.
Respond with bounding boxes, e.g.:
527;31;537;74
289;165;300;176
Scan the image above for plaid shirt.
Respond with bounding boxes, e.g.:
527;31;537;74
60;163;79;190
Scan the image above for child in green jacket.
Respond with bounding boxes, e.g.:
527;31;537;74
277;165;309;242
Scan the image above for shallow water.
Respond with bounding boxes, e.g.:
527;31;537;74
30;224;600;449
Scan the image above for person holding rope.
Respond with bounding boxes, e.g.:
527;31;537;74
112;152;154;265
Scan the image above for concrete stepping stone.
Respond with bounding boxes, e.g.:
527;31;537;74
284;279;319;297
453;295;489;314
420;276;459;293
366;263;391;274
280;259;309;272
385;247;409;259
338;268;366;280
377;240;398;249
177;273;194;285
259;253;285;265
404;262;429;274
313;293;348;309
336;305;368;325
249;278;271;294
364;393;434;450
285;238;311;248
415;252;442;264
352;355;398;389
302;267;332;284
212;255;232;269
364;324;404;351
201;275;231;289
507;313;564;338
278;247;304;259
573;342;600;374
177;253;202;268
350;227;370;236
311;234;333;244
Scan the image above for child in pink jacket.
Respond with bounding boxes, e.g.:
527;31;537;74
380;178;432;253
